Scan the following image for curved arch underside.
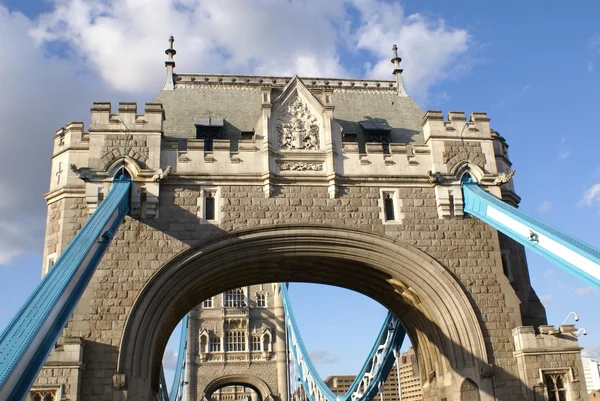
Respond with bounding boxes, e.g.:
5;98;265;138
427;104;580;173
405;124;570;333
117;225;489;397
203;375;274;401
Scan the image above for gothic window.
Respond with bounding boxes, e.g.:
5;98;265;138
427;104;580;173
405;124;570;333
384;193;395;221
30;389;60;401
205;191;216;221
226;331;246;352
209;336;221;352
202;297;214;308
256;293;266;307
224;288;246;307
251;336;261;351
545;373;568;401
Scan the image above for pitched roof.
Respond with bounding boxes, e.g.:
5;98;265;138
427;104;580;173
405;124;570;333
153;74;424;144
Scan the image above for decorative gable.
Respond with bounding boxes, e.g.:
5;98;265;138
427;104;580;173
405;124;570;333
271;76;325;153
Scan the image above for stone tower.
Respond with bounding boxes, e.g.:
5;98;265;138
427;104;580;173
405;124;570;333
185;284;288;401
30;39;589;401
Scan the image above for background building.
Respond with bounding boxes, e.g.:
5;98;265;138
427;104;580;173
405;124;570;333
324;348;423;401
185;284;288;401
583;357;600;393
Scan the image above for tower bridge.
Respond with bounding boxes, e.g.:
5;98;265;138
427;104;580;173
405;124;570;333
1;38;599;401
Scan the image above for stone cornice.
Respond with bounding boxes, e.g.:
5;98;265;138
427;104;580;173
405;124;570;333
173;73;397;92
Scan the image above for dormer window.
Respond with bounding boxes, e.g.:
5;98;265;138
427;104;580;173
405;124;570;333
195;117;224;151
360;120;392;153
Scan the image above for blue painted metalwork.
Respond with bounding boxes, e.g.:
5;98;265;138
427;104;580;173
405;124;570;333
282;284;405;401
169;315;189;401
462;181;600;290
0;177;131;401
159;367;170;401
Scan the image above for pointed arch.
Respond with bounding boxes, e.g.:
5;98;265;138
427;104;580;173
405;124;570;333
106;156;142;180
460;378;480;401
450;161;485;183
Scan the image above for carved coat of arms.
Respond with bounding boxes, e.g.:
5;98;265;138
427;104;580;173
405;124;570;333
277;98;320;150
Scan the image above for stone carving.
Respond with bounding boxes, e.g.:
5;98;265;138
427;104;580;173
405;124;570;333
494;169;516;185
280;162;323;171
101;134;149;168
428;170;443;184
152;166;172;181
277;98;320;150
70;164;94;182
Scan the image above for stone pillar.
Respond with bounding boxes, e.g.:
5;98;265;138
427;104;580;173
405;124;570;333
273;283;288;401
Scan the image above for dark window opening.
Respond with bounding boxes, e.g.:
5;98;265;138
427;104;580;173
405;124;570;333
448;191;455;219
384;193;395;221
360;120;392;153
195;117;224;151
205;192;216;221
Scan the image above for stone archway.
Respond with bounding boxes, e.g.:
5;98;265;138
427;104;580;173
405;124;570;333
117;225;489;400
203;375;275;401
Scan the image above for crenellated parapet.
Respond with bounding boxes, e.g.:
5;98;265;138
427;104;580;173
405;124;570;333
422;110;492;142
47;102;167;220
89;102;164;133
512;325;588;401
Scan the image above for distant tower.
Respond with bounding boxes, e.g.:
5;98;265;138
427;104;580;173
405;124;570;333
185;284;288;401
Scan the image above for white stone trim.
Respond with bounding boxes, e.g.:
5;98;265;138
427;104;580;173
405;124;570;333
197;186;221;224
379;188;403;224
29;385;63;401
43;253;58;277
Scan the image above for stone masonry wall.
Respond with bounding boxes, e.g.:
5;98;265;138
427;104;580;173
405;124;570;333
45;182;524;400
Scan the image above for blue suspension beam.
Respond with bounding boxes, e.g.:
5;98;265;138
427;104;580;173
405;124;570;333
462;181;600;290
0;177;131;400
169;315;189;401
282;284;406;401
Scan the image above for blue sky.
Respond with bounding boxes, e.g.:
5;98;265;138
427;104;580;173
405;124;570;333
1;0;600;390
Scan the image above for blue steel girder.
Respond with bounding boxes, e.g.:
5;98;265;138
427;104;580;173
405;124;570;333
281;284;406;401
0;177;131;401
462;182;600;290
169;315;189;401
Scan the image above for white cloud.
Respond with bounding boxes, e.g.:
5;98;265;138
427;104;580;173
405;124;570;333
162;347;179;371
539;294;552;304
0;1;474;264
588;61;594;73
537;201;552;213
581;183;600;206
582;343;600;359
309;349;341;364
31;0;350;92
31;0;471;100
350;0;471;101
576;286;600;296
557;150;571;160
0;5;114;264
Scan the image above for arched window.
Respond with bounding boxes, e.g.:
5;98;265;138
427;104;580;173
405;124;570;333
224;288;246;307
256;293;266;307
460;378;480;401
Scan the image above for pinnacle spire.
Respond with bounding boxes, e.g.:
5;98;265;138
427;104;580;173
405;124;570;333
390;44;406;97
162;36;176;91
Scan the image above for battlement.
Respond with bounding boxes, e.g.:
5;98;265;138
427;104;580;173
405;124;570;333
53;121;89;154
89;102;164;132
422;110;492;142
513;325;583;354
